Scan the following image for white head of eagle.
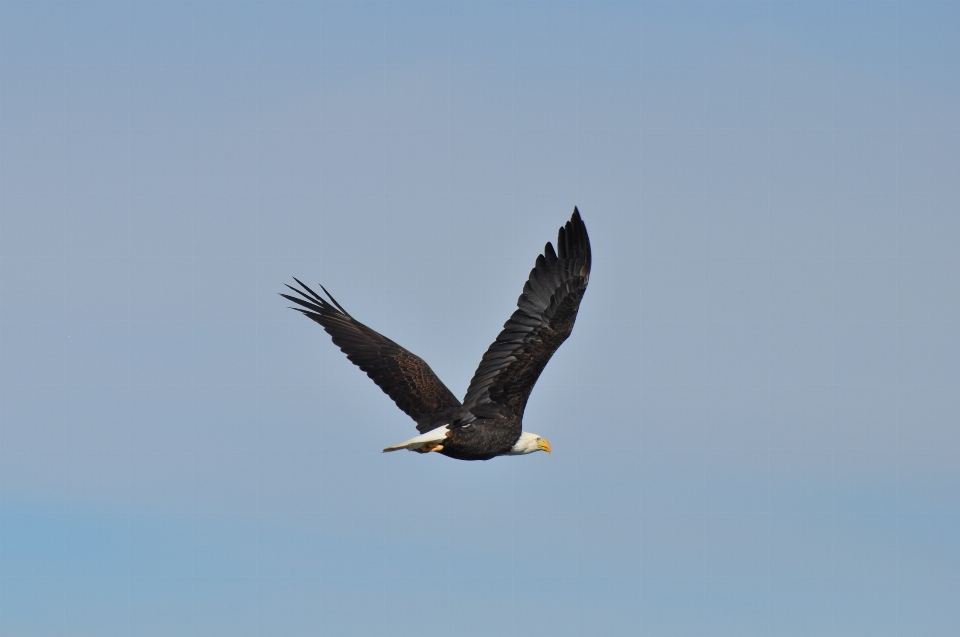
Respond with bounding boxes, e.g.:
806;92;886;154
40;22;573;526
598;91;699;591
507;432;552;455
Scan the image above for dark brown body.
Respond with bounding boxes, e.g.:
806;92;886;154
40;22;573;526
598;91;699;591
438;419;522;461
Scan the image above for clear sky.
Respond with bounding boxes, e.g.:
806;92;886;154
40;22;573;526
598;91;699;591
1;1;958;635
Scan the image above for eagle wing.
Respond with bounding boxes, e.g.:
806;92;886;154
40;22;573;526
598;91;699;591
462;208;591;420
282;279;462;433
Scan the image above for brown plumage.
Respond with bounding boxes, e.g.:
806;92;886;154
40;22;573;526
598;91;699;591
282;208;591;460
281;281;463;433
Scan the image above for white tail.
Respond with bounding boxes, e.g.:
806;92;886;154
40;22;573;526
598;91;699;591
382;426;450;453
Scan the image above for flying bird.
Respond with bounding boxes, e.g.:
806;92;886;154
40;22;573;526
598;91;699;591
281;208;591;461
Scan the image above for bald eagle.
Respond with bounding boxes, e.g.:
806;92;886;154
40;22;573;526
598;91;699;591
282;208;591;461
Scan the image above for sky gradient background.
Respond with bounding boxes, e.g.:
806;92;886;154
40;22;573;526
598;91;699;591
2;1;958;635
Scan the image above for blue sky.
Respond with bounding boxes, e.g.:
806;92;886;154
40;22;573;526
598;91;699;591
1;1;958;635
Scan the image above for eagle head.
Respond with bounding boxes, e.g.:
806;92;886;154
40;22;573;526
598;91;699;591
507;432;552;455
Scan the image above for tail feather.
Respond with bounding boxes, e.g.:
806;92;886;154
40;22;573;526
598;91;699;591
382;426;450;453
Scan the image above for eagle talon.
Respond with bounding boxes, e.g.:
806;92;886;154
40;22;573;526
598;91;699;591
416;443;444;453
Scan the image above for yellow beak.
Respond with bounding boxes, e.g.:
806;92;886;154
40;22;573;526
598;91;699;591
538;438;552;453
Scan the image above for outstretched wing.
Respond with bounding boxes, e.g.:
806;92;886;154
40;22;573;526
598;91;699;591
282;279;462;432
462;208;591;420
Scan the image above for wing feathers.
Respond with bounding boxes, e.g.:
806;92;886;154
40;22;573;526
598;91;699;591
282;281;462;432
462;208;591;418
527;268;553;305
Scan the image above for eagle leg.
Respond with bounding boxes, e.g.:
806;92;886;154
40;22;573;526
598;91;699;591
415;443;444;454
